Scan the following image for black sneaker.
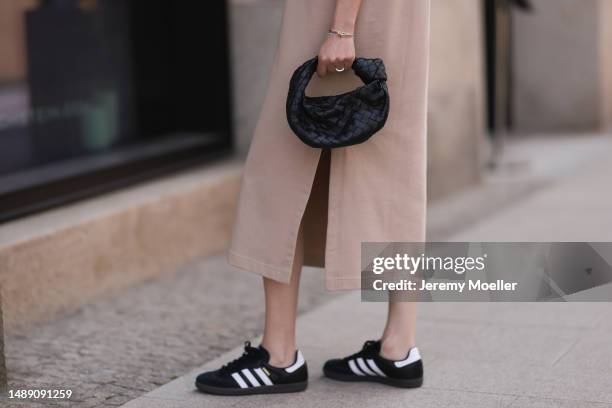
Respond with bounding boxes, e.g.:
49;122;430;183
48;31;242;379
195;341;308;395
323;340;423;388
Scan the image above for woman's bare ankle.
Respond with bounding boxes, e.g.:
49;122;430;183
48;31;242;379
379;336;415;361
261;338;297;368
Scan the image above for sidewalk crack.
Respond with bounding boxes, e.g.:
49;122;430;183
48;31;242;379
551;338;579;366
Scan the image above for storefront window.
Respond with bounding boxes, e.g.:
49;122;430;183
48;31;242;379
0;0;232;222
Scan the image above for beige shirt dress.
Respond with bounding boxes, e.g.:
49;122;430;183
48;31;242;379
228;0;431;290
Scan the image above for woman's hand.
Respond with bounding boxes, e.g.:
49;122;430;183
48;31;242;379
317;0;361;77
317;35;356;77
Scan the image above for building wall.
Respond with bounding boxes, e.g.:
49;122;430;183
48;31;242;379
512;0;600;132
428;0;485;200
0;0;37;83
231;0;486;201
599;0;612;131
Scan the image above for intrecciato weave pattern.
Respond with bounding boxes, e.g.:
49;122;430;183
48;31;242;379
286;57;390;148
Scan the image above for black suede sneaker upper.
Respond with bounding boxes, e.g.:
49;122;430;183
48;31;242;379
323;340;423;388
195;341;308;395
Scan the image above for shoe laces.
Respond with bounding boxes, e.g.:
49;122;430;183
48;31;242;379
220;341;262;373
345;340;379;360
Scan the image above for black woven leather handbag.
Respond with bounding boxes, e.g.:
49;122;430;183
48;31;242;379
286;57;390;148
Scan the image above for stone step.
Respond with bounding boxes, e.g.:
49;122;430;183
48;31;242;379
0;159;242;335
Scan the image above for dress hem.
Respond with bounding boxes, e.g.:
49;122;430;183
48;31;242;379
228;251;361;291
227;250;292;284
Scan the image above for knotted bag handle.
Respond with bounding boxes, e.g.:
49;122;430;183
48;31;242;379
290;57;388;99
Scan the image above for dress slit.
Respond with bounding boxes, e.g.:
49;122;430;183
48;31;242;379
301;148;331;268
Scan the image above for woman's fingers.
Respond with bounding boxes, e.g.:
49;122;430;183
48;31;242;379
317;58;329;77
341;56;355;70
328;59;341;74
318;56;354;77
339;54;356;70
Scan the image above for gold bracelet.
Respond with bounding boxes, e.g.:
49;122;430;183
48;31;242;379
328;29;354;38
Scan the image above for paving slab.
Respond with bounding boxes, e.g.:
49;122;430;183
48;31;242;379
553;331;612;373
508;397;612;408
449;158;612;241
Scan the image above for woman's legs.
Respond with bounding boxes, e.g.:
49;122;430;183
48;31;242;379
260;149;328;368
380;302;417;360
261;227;304;367
195;229;307;395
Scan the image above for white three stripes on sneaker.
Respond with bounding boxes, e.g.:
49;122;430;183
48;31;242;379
232;368;268;389
348;358;387;378
357;357;377;376
241;368;261;387
231;372;249;388
347;348;421;377
230;351;305;389
254;368;274;386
